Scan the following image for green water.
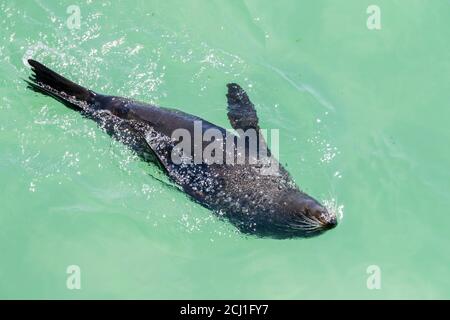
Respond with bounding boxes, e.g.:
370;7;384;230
1;0;449;299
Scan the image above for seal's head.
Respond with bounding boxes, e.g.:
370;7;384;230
278;190;337;238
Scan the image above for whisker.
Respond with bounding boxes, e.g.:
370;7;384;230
289;221;319;231
302;215;321;226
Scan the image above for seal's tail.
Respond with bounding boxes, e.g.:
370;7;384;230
26;59;95;111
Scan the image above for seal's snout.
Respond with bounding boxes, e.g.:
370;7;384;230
309;205;337;230
322;215;338;230
286;193;338;236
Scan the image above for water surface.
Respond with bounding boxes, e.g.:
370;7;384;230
0;0;449;299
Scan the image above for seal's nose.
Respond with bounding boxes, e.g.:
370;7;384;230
312;207;337;230
324;216;338;230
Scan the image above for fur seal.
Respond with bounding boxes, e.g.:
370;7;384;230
26;59;337;238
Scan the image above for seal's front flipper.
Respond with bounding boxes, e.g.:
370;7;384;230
226;83;260;131
226;83;272;158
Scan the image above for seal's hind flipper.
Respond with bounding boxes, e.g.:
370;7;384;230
226;83;260;132
26;59;95;111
